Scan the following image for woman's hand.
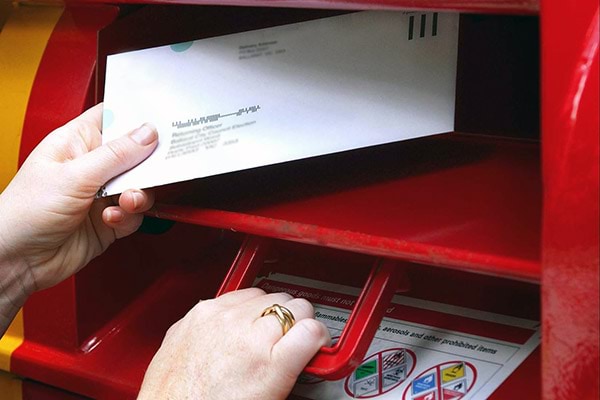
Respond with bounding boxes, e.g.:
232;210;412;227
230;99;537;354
138;288;331;400
0;104;158;332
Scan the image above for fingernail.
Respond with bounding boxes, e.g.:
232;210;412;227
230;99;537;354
131;191;144;210
130;123;158;145
106;208;124;223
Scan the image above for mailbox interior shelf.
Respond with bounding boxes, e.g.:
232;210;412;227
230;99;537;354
151;132;541;281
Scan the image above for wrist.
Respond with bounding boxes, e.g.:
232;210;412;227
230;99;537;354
0;195;35;336
0;250;34;337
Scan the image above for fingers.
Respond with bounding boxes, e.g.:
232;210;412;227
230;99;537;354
212;288;330;379
253;297;316;344
89;197;118;254
243;292;330;377
72;123;158;188
102;206;144;239
118;189;155;213
271;318;331;378
243;292;295;318
100;189;154;238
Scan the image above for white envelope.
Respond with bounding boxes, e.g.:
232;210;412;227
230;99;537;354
100;11;459;196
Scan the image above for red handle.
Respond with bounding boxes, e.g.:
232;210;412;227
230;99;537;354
217;235;271;294
217;235;407;380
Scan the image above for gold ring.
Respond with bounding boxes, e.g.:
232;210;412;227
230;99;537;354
261;304;295;335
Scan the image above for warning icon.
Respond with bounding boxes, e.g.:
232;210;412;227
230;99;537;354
383;365;407;389
441;363;465;383
355;359;378;381
403;360;476;400
444;379;467;394
441;388;464;400
345;348;416;398
412;373;436;395
354;376;379;397
413;392;437;400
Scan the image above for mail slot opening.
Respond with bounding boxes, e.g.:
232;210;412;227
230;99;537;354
98;7;540;141
254;240;540;320
95;7;541;283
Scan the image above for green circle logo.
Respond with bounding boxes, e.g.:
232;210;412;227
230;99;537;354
170;41;194;52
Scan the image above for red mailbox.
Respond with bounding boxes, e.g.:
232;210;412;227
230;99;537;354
0;0;597;398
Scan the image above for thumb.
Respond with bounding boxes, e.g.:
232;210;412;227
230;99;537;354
73;124;158;188
272;318;331;379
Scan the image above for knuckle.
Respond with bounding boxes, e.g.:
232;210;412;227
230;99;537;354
219;308;239;325
105;140;129;164
291;298;314;316
66;119;88;135
67;119;98;147
189;299;211;319
297;319;328;342
164;320;182;339
242;287;266;297
270;291;293;303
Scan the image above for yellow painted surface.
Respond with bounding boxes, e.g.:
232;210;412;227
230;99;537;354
0;311;24;371
0;3;62;191
0;4;63;372
0;371;22;400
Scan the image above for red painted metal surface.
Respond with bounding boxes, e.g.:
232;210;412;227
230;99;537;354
152;134;541;282
488;349;541;399
69;0;538;15
18;5;117;163
217;235;272;294
9;0;598;397
22;381;88;400
303;259;405;379
541;0;600;398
